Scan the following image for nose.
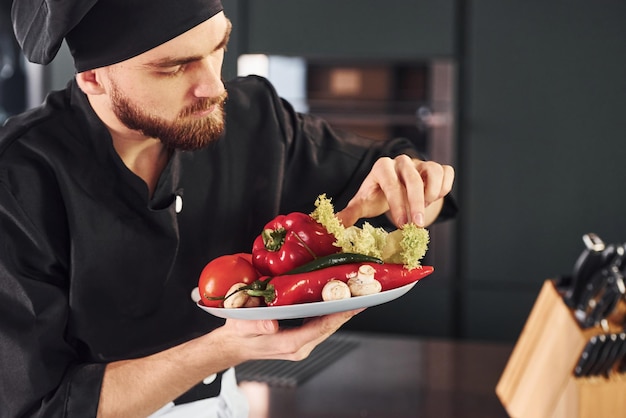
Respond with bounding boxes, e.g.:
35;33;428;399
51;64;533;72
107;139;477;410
193;58;225;98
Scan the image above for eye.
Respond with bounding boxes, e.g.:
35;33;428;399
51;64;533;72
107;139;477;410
158;65;185;77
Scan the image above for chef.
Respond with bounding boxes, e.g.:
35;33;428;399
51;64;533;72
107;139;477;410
0;0;456;416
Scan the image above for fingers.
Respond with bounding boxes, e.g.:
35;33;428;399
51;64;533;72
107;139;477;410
224;308;363;362
336;199;387;228
339;155;455;228
441;164;455;197
419;161;455;205
335;205;360;229
335;157;399;227
388;155;424;226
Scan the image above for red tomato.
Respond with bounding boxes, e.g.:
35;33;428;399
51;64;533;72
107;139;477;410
198;253;260;307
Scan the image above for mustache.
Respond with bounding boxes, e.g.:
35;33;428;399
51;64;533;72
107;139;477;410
180;90;228;117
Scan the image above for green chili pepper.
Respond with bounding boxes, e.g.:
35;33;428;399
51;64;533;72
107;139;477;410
285;252;383;275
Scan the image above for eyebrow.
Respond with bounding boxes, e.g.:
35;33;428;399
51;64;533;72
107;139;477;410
145;19;232;69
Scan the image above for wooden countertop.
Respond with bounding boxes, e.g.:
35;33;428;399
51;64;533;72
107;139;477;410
238;331;513;418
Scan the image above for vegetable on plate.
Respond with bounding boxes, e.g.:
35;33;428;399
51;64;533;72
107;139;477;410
252;212;340;276
197;193;435;310
222;283;263;308
198;253;260;307
347;265;382;296
322;280;352;301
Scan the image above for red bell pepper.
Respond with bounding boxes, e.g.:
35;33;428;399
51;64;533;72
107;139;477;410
248;263;434;306
252;212;340;276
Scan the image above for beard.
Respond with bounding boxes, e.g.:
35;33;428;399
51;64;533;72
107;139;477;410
109;82;228;151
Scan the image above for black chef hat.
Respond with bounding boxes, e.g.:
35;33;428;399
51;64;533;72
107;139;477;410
12;0;224;72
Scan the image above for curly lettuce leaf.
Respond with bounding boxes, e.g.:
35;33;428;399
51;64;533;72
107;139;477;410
382;224;429;270
310;194;344;241
310;194;429;269
339;223;388;258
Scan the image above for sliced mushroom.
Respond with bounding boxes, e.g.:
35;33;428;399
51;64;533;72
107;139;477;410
223;283;252;308
322;279;352;301
348;265;382;296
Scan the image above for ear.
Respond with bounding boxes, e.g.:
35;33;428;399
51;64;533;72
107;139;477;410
75;70;106;95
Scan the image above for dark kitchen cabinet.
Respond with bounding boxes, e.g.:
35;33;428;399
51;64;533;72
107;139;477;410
241;0;455;59
222;0;456;81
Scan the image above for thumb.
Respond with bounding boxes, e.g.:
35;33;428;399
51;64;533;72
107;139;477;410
335;204;361;228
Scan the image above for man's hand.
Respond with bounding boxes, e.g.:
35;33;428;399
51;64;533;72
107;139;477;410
219;309;364;363
336;155;454;228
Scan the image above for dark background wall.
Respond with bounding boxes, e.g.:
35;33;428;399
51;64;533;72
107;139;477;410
458;1;626;341
7;0;626;342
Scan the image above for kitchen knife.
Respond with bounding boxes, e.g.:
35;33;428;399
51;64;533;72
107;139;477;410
588;333;620;377
564;233;606;309
574;268;611;327
574;245;625;328
584;334;611;377
600;333;626;377
573;334;603;377
581;273;625;329
616;335;626;374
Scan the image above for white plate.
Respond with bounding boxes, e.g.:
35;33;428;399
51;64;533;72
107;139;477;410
193;280;421;320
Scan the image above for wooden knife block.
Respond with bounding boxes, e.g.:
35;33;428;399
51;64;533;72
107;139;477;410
496;280;626;418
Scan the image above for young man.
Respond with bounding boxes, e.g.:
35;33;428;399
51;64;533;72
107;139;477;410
1;0;455;416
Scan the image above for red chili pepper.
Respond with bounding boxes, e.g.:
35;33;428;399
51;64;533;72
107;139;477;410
369;264;435;291
249;263;434;306
252;212;340;276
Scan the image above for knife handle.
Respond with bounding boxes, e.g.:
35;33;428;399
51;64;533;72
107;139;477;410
574;335;600;377
574;244;618;313
588;333;619;377
579;272;622;328
617;335;626;374
565;233;606;309
606;333;626;377
577;245;626;328
582;233;606;252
